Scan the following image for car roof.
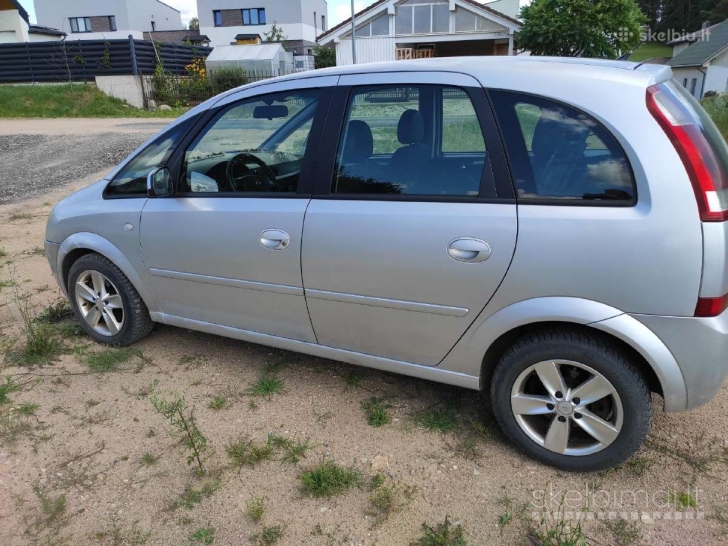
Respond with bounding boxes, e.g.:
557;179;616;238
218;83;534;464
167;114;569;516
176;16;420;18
220;56;671;99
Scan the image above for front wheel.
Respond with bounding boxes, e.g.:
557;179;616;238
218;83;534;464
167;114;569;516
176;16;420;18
491;329;651;472
68;253;154;346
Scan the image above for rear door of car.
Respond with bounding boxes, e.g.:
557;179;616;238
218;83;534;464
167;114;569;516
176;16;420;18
139;76;337;342
301;71;517;366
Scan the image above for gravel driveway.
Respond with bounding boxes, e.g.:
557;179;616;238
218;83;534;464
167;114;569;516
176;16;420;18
0;119;170;204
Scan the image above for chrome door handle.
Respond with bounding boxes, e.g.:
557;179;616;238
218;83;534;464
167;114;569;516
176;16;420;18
447;238;492;263
260;229;290;250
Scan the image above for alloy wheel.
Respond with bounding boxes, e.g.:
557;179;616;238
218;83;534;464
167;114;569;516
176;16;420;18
75;270;125;337
510;360;623;456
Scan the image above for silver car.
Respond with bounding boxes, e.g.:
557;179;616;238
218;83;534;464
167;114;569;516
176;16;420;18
45;58;728;471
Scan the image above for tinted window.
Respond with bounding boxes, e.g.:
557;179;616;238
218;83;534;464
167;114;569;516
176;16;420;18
490;91;635;203
332;85;487;197
106;117;196;197
181;90;320;194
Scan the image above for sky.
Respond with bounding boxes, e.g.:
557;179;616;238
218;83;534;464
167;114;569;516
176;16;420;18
17;0;377;27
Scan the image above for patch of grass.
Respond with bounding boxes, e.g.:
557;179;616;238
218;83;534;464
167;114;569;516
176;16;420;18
33;486;66;525
0;412;32;444
496;494;528;532
668;490;698;511
411;516;466;546
6;284;62;366
17;402;39;416
626;457;655;476
85;349;133;372
0;247;6;257
529;513;587;546
247;376;285;399
169;481;220;511
416;407;458;433
207;394;229;411
627;41;672;62
602;517;641;546
226;438;274;467
189;527;215;544
9;212;32;221
245;497;265;522
711;504;728;535
250;525;284;546
341;370;364;391
140;452;159;467
93;520;151;545
299;461;363;498
368;479;415;524
361;397;391;427
0;84;185;118
647;433;728;475
267;434;310;463
0;375;20;404
36;301;74;324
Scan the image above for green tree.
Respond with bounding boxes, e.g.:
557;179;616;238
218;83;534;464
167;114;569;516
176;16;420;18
519;0;647;58
188;17;199;31
264;23;287;43
313;44;336;69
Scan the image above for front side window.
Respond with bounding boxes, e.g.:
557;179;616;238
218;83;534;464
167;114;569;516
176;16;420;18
107;117;197;197
69;17;92;33
181;89;320;195
332;85;487;197
490;91;635;203
213;10;222;27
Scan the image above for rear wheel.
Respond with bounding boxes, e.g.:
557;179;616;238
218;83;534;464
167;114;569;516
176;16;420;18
68;253;154;346
490;329;651;471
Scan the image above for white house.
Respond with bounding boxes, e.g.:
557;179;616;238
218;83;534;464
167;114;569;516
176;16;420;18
667;19;728;99
34;0;183;41
197;0;329;52
317;0;522;66
0;0;65;43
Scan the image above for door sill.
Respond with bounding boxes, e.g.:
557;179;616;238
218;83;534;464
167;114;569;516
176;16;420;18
151;312;480;390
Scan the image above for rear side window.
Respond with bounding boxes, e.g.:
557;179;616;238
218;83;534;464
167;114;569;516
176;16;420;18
106;117;196;197
490;91;636;203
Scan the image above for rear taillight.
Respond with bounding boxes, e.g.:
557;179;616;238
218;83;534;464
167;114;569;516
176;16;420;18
646;85;728;222
695;295;728;317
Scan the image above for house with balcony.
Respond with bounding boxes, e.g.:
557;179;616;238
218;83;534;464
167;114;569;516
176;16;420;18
198;0;328;52
317;0;522;66
34;0;183;41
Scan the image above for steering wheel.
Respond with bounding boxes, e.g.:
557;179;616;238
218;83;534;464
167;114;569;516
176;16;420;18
226;153;279;193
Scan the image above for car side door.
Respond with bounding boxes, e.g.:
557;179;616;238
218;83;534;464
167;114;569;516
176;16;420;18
139;76;337;342
301;72;518;366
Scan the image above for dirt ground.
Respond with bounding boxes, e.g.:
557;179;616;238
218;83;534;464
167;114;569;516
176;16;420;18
1;119;727;546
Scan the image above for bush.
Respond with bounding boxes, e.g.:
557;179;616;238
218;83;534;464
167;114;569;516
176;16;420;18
701;93;728;140
210;67;248;94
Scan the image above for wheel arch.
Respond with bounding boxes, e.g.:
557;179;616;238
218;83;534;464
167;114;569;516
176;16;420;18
58;232;161;315
446;297;687;412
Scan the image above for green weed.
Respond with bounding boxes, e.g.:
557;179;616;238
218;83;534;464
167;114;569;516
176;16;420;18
411;516;466;546
299;461;363;497
189;527;215;544
361;397;391;427
250;525;284;546
245;497;265;522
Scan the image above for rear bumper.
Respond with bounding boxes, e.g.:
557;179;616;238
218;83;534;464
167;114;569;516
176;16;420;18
631;309;728;410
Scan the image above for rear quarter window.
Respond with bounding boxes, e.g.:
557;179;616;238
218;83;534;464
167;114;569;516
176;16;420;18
490;91;636;204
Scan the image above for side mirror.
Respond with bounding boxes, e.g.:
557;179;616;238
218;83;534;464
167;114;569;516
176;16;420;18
147;168;173;197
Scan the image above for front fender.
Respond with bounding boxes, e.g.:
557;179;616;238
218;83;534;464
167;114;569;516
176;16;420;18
440;297;687;411
57;232;161;315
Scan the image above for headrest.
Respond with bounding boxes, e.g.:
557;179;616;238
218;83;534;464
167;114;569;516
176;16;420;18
397;109;425;145
341;120;373;164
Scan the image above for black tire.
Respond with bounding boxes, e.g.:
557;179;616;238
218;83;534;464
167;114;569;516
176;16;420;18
67;253;154;346
490;329;651;472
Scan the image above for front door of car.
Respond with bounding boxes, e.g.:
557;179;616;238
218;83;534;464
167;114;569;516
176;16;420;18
301;73;518;365
140;77;336;342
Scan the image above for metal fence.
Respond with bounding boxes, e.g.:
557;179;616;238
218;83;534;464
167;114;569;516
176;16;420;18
0;38;211;83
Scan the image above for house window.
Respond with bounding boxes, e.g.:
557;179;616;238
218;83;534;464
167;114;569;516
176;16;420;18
683;78;688;87
109;16;117;32
355;13;389;37
243;8;266;25
322;15;326;31
455;8;495;32
151;21;156;31
213;10;222;27
395;0;449;35
691;78;698;95
69;17;92;33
